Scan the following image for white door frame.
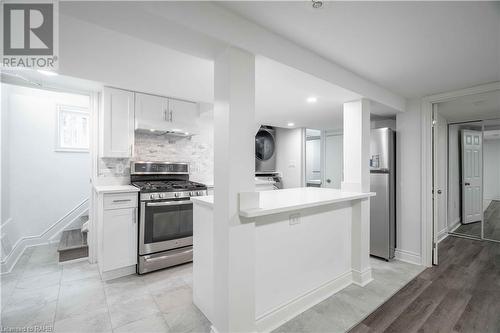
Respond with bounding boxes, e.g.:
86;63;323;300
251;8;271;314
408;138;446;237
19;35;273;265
421;81;500;267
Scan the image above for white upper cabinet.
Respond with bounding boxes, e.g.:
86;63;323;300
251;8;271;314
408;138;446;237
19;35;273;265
135;93;169;130
100;87;134;158
134;92;199;134
169;99;199;131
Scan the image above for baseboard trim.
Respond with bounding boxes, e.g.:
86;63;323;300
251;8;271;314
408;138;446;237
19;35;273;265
448;218;461;233
255;270;353;333
0;199;89;274
437;228;449;243
352;268;373;287
394;248;422;265
100;264;136;281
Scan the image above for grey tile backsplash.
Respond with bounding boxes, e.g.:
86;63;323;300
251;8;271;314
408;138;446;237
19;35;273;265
99;113;214;186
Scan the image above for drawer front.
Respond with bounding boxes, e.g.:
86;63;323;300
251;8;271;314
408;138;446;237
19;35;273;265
104;192;138;210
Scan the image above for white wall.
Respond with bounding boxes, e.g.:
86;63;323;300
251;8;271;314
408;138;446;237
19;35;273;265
371;118;396;130
395;99;422;263
1;84;90;262
484;138;500;204
59;13;213;104
275;127;304;188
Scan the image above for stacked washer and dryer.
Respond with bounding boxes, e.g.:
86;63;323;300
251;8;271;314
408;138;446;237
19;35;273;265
255;126;283;191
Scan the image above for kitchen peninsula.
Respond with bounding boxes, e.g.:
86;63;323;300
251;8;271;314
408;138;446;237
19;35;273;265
192;187;375;332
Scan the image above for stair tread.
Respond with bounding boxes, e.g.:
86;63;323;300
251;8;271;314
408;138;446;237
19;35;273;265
58;229;88;252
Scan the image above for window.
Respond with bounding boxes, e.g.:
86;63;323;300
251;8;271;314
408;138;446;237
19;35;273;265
56;105;90;152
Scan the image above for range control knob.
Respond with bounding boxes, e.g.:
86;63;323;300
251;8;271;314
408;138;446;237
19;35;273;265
190;191;195;196
197;191;203;196
159;193;165;199
150;194;159;200
174;193;180;198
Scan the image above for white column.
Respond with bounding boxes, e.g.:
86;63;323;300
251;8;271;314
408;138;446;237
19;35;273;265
342;99;373;286
212;46;256;333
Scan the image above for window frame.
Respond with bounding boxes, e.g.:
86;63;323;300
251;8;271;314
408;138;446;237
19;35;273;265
55;104;90;153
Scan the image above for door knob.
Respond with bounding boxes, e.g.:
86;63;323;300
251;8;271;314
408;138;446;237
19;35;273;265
326;179;331;183
437;190;442;194
465;182;470;186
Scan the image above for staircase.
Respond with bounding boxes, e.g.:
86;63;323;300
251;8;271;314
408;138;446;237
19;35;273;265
57;215;89;262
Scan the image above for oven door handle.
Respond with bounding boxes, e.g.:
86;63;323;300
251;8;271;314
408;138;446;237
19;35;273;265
144;248;193;263
146;201;192;207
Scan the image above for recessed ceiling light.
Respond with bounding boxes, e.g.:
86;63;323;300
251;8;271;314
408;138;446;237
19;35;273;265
312;0;323;9
37;69;58;76
287;122;295;127
184;132;189;135
306;97;317;103
150;129;155;132
172;129;182;132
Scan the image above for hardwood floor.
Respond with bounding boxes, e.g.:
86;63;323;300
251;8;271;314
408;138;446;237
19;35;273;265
454;200;500;240
484;200;500;240
350;236;500;333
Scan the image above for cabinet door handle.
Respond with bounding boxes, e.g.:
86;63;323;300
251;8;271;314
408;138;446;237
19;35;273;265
113;199;132;203
169;110;173;122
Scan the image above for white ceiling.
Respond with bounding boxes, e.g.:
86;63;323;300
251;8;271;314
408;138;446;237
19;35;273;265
0;67;102;92
221;1;500;98
256;57;397;130
437;90;500;122
53;2;403;130
256;56;361;129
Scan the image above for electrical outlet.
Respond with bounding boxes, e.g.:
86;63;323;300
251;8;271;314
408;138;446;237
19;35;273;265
289;213;301;226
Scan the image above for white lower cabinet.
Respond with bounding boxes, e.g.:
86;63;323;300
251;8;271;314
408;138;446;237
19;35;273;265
96;189;138;280
102;207;137;271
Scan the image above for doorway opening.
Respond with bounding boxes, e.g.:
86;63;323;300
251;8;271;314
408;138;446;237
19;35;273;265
304;128;344;189
432;89;500;263
1;78;94;267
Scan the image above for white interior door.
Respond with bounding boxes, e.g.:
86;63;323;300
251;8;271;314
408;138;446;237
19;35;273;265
461;130;483;224
323;133;343;189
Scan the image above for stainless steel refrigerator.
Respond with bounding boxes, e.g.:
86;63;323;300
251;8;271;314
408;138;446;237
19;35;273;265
370;128;396;260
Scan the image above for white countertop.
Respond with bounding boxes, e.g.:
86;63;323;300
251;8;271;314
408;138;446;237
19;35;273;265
240;187;375;218
192;187;375;218
191;195;214;208
93;184;139;193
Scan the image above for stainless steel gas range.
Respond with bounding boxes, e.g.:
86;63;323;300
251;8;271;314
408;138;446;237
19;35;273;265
131;161;207;274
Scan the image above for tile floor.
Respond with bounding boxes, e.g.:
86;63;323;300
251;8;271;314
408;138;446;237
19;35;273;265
1;244;209;333
1;244;424;333
273;258;425;333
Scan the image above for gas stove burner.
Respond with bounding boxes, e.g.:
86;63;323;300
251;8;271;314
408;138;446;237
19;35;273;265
132;180;207;193
130;162;208;201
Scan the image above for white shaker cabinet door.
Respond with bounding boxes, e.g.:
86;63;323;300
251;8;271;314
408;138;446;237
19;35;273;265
102;207;137;272
135;92;169;130
169;98;198;130
100;87;135;158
